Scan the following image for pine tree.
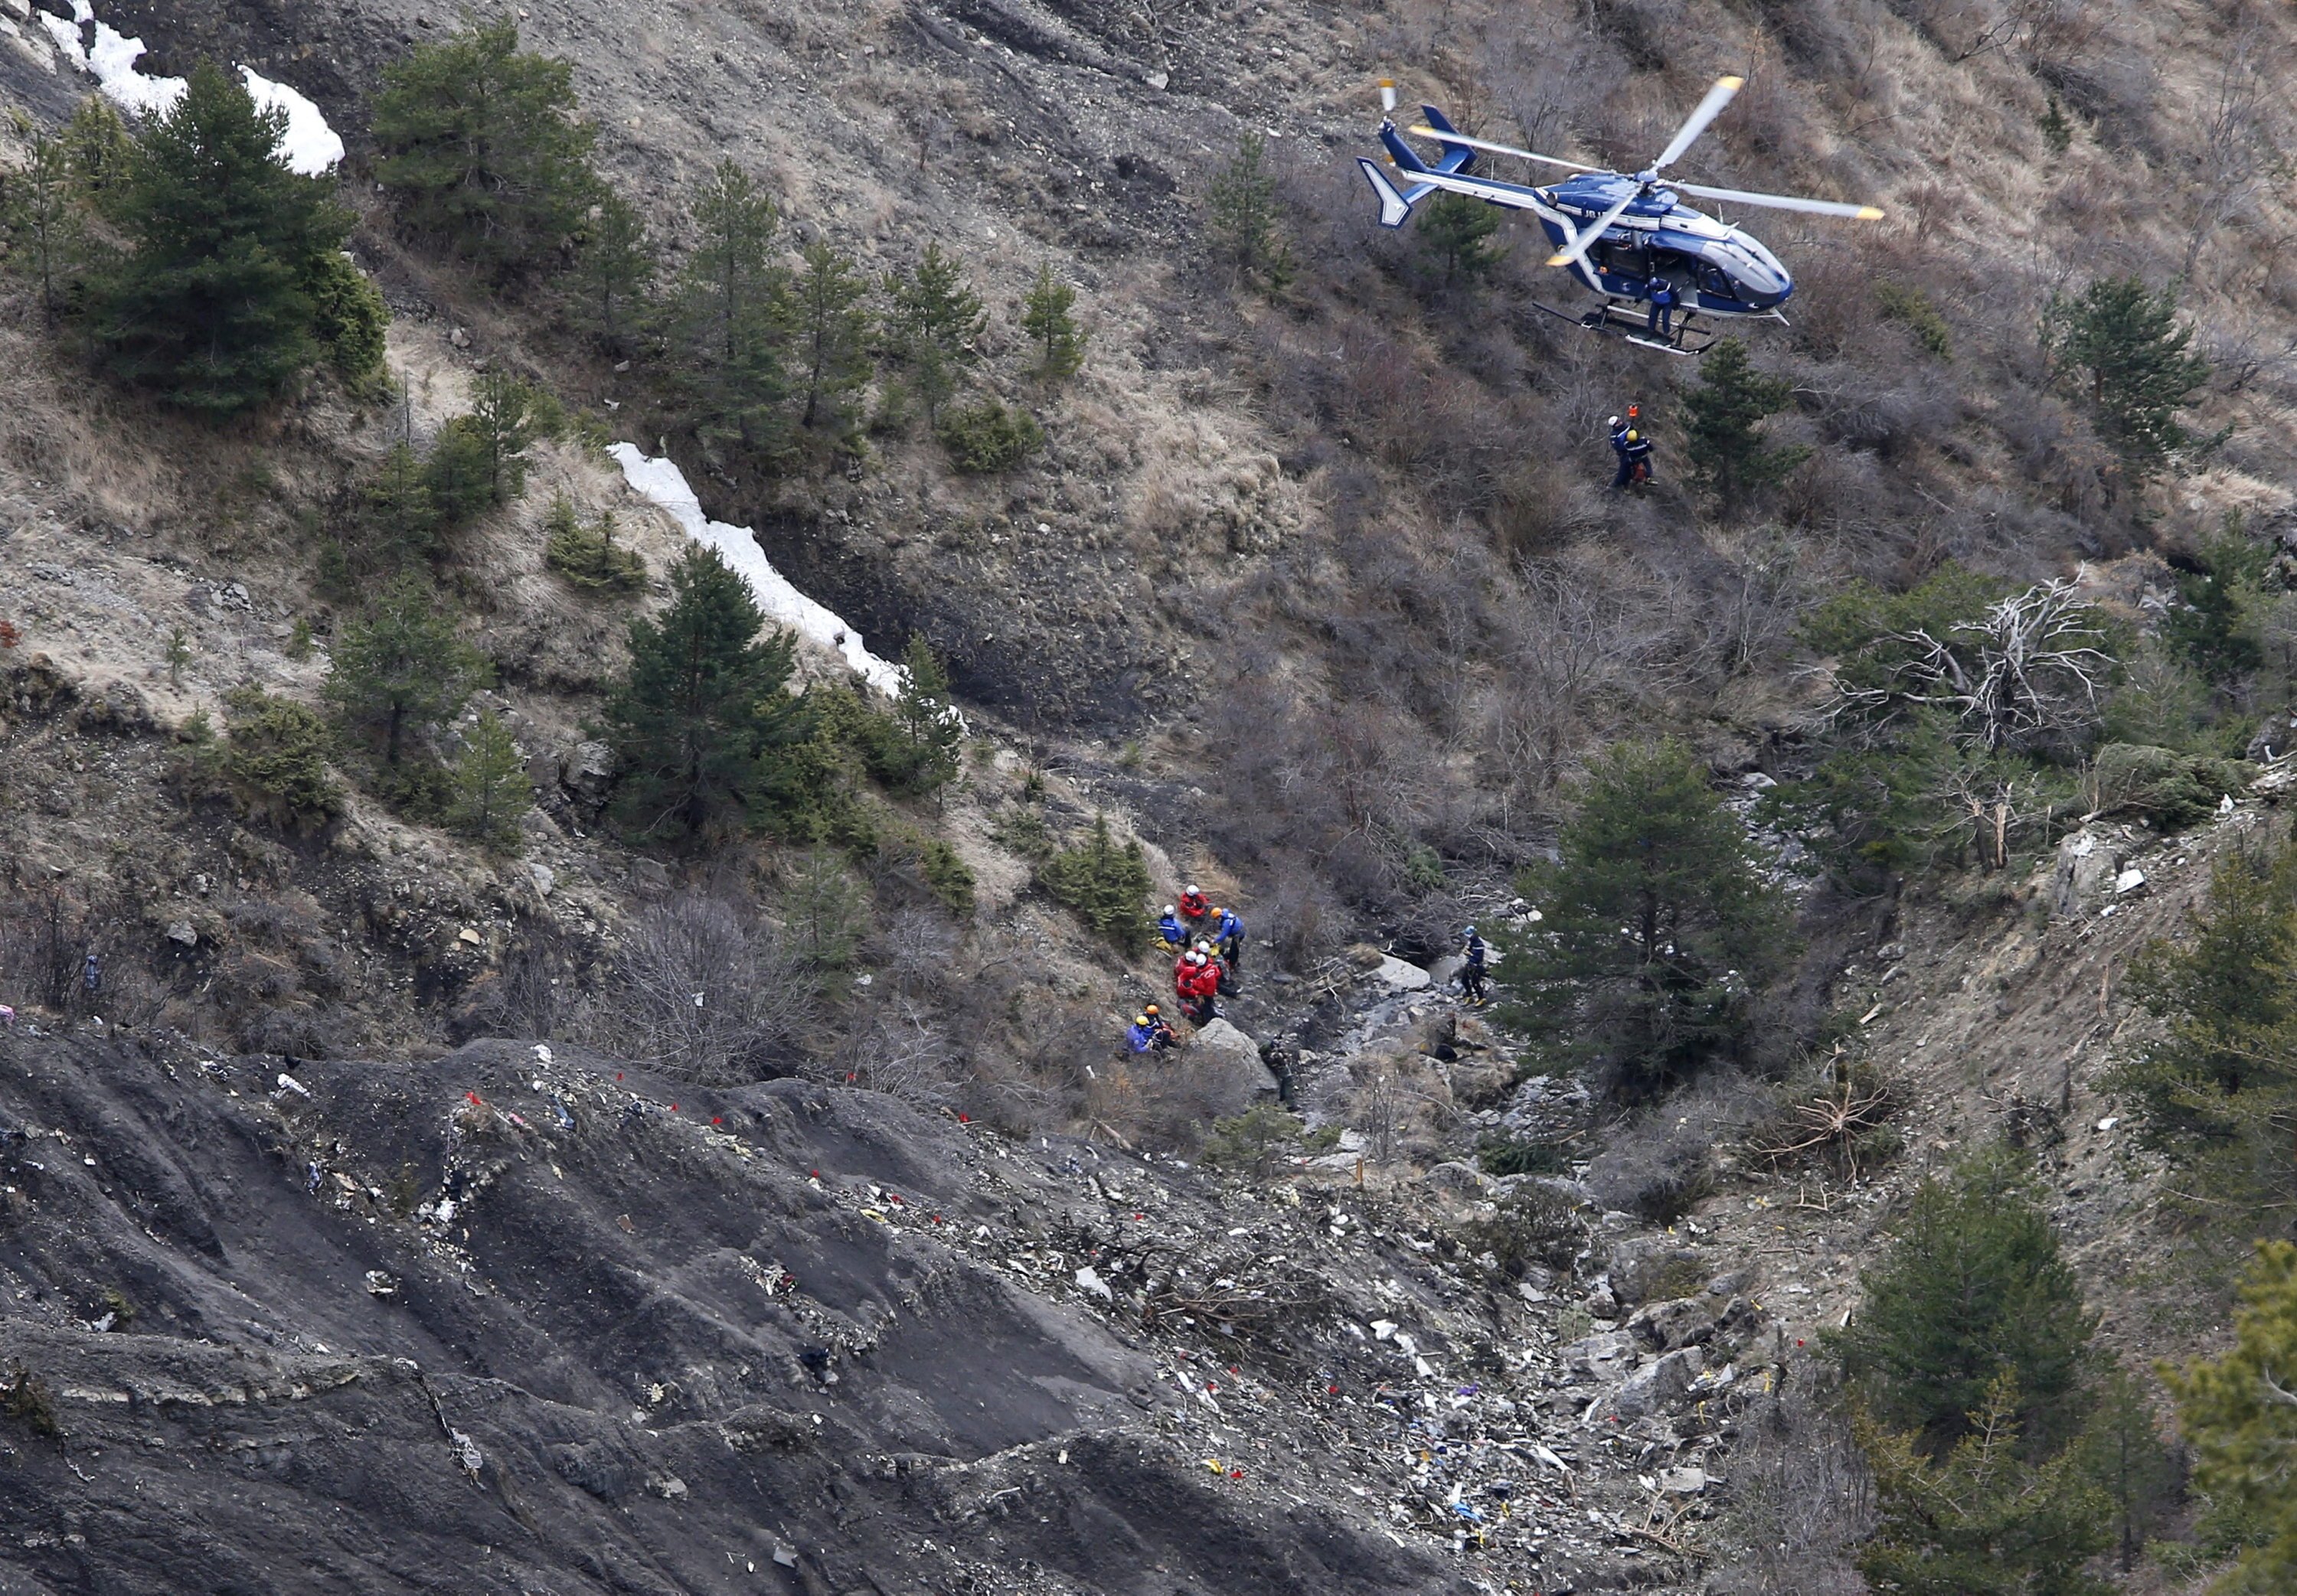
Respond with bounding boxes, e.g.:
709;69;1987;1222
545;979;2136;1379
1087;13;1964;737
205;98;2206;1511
222;687;342;833
792;237;873;441
1683;337;1809;510
364;438;439;568
1856;1373;2114;1596
2165;1240;2297;1593
570;188;652;344
93;60;355;414
2107;836;2297;1222
1416;193;1505;283
305;250;389;378
2;129;80;312
447;709;528;852
62;94;132;199
1830;1148;2099;1457
1019;262;1087;383
425;370;540;525
1505;737;1791;1095
2043;276;2213;481
1207;132;1294;289
1039;814;1155;951
322;580;489;766
665;160;788;451
786;848;868;971
2077;1365;2176;1573
888;633;962;794
603;546;802;843
887;242;985;424
371;16;601;274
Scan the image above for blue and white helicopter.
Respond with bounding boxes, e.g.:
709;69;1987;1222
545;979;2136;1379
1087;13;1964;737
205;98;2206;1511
1359;76;1884;354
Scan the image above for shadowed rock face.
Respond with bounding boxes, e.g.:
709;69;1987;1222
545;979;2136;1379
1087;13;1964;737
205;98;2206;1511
0;1033;1459;1596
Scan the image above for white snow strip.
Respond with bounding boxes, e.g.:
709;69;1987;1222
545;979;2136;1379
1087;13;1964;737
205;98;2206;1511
608;444;907;697
243;69;344;173
42;2;342;174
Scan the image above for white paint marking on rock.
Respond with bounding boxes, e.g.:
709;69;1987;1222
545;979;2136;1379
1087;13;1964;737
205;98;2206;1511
608;443;907;697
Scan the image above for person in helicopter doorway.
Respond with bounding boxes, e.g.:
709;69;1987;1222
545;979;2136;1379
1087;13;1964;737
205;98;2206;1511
1609;419;1655;489
1645;273;1680;340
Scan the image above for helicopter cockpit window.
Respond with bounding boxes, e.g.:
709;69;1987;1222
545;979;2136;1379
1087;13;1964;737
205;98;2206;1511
1701;263;1734;297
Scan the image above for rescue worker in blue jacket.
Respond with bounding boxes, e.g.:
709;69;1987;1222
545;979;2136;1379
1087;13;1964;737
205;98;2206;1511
1214;906;1244;972
1645;273;1679;339
1128;1010;1177;1053
1158;905;1186;949
1459;926;1489;1005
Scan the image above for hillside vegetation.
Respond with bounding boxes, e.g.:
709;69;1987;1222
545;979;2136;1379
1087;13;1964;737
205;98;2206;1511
5;0;2297;1589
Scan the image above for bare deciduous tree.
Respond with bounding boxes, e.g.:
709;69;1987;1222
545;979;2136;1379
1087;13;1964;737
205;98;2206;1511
604;893;815;1085
2182;38;2285;281
1826;577;2111;752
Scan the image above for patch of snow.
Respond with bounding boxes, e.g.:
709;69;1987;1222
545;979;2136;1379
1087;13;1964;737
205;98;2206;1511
608;443;907;697
243;68;344;173
43;2;342;174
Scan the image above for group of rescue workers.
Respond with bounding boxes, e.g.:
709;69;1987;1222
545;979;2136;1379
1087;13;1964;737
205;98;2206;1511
1609;402;1655;489
1125;893;1494;1055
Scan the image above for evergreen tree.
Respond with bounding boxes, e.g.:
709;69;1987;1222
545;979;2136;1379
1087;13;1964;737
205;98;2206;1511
786;848;868;971
2;129;80;312
2043;275;2213;481
886;242;985;424
62;95;132;199
1207;132;1294;289
447;709;528;852
2165;524;2267;686
93;60;355;413
2077;1365;2177;1573
1416;193;1505;283
1019;261;1087;383
364;438;440;567
2166;1240;2297;1594
1039;814;1155;951
322;580;490;765
1856;1373;2114;1596
1831;1149;2099;1457
1683;337;1809;510
371;16;601;274
305;250;389;379
603;546;803;842
665;160;788;451
425;370;541;525
2107;836;2297;1221
570;188;652;344
222;687;342;833
792;237;873;441
542;495;645;592
1505;737;1790;1095
886;633;962;794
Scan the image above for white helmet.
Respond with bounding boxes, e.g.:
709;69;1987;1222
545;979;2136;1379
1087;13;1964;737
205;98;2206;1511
1606;416;1621;429
1163;904;1176;915
1186;883;1200;895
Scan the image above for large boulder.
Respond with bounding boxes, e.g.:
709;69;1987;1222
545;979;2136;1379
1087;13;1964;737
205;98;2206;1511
1188;1020;1280;1116
1609;1346;1705;1419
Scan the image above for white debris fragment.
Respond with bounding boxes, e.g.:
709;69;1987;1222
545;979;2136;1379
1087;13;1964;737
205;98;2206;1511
275;1072;311;1098
533;1043;554;1066
1074;1265;1113;1301
608;444;907;697
2096;1116;2119;1132
2115;868;2147;895
1370;1319;1397;1340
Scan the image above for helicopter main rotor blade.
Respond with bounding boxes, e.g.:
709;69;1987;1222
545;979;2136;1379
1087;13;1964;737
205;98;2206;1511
1649;75;1743;173
1546;189;1640;270
1668;180;1885;220
1403;126;1605;174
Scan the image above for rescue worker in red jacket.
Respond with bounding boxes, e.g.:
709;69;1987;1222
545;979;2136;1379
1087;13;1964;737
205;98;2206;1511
1178;885;1210;929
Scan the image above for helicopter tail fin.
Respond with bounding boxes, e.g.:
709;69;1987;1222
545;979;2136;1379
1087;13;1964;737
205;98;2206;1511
1416;105;1479;174
1358;158;1414;228
1379;121;1432;175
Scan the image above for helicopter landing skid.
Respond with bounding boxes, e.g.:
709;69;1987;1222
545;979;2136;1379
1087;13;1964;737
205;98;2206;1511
1580;302;1719;356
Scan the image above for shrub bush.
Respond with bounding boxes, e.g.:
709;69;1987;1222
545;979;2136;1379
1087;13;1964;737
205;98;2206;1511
937;399;1043;473
1461;1186;1585;1278
541;498;645;592
221;688;341;833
